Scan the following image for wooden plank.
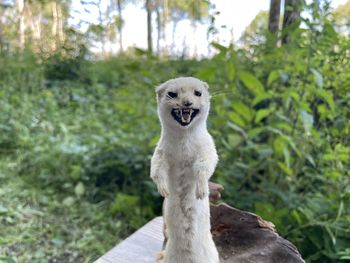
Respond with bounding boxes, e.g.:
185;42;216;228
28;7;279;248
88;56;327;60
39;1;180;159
95;217;164;263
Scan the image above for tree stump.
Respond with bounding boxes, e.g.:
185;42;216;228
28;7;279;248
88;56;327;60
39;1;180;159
163;182;305;263
210;203;304;263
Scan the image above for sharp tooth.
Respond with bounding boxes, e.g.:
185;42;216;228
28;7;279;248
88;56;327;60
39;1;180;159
174;109;181;118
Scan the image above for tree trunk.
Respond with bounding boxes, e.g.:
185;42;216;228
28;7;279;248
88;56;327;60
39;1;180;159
192;22;198;58
282;0;302;44
171;20;179;56
117;0;123;52
162;0;168;54
51;1;58;51
268;0;281;36
17;0;25;51
57;3;64;45
210;204;305;263
155;0;161;54
0;6;5;52
27;4;39;52
146;0;153;53
34;15;42;52
0;18;3;53
97;0;107;58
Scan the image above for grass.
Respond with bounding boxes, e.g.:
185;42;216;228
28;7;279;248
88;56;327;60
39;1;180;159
0;158;121;263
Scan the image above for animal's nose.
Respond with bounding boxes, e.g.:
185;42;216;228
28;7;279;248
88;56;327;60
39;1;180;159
182;100;193;107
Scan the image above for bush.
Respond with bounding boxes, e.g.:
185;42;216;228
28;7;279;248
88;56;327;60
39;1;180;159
0;3;349;262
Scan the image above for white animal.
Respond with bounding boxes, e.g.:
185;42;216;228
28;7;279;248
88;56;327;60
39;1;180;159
150;77;219;263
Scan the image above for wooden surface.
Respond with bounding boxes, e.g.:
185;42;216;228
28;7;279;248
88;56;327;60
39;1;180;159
94;217;164;263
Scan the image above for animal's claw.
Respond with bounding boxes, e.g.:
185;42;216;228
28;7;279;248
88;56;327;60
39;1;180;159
196;181;208;200
157;183;169;197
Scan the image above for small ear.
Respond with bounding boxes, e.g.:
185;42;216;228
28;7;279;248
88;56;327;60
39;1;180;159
202;81;209;90
155;83;165;94
155;83;166;98
155;81;169;98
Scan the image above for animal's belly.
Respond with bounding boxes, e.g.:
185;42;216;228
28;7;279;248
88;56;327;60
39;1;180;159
168;163;195;188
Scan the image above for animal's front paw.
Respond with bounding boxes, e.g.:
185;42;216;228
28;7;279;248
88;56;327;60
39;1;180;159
157;182;169;197
196;181;208;200
151;174;169;197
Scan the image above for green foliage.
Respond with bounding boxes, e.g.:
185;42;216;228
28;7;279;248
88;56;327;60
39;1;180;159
43;52;87;83
0;52;205;261
0;2;350;262
199;3;350;262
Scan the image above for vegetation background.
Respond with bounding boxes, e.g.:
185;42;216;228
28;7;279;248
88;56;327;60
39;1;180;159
0;0;349;262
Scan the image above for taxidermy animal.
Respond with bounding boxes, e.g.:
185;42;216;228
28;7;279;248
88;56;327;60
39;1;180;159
150;77;219;263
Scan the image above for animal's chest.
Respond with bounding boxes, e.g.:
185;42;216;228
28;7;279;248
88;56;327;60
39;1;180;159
165;140;198;193
166;140;197;167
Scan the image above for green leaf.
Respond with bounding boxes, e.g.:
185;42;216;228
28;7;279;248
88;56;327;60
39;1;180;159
252;93;272;106
291;209;302;224
70;165;81;180
273;136;286;155
51;237;65;247
255;109;273;123
247;127;265;139
228;112;246;127
258;147;273;158
335;201;344;222
267;70;280;86
232;101;252;121
305;154;316;167
227;121;247;139
274;121;293;132
278;162;293;176
283;147;291;168
149;135;160;147
226;61;235;82
325;225;336;245
310;68;323;88
74;182;85;197
300;111;314;134
316;89;335;112
63;196;75;207
227;134;242;148
239;71;265;95
110;193;139;215
285;137;301;157
211;42;228;53
0;205;9;215
197;67;216;80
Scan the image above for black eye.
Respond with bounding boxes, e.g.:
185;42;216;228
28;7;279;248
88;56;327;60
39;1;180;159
167;92;177;98
194;90;202;97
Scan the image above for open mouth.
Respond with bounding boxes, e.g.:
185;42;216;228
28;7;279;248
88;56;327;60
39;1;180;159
171;108;199;126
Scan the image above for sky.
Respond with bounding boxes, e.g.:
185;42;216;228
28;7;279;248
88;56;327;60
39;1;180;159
70;0;348;56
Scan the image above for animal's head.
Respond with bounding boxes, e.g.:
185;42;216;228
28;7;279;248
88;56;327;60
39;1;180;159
156;77;210;129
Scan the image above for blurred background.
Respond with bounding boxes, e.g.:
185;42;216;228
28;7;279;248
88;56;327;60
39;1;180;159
0;0;350;262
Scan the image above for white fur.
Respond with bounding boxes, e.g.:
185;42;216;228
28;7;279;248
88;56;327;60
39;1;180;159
151;77;219;263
